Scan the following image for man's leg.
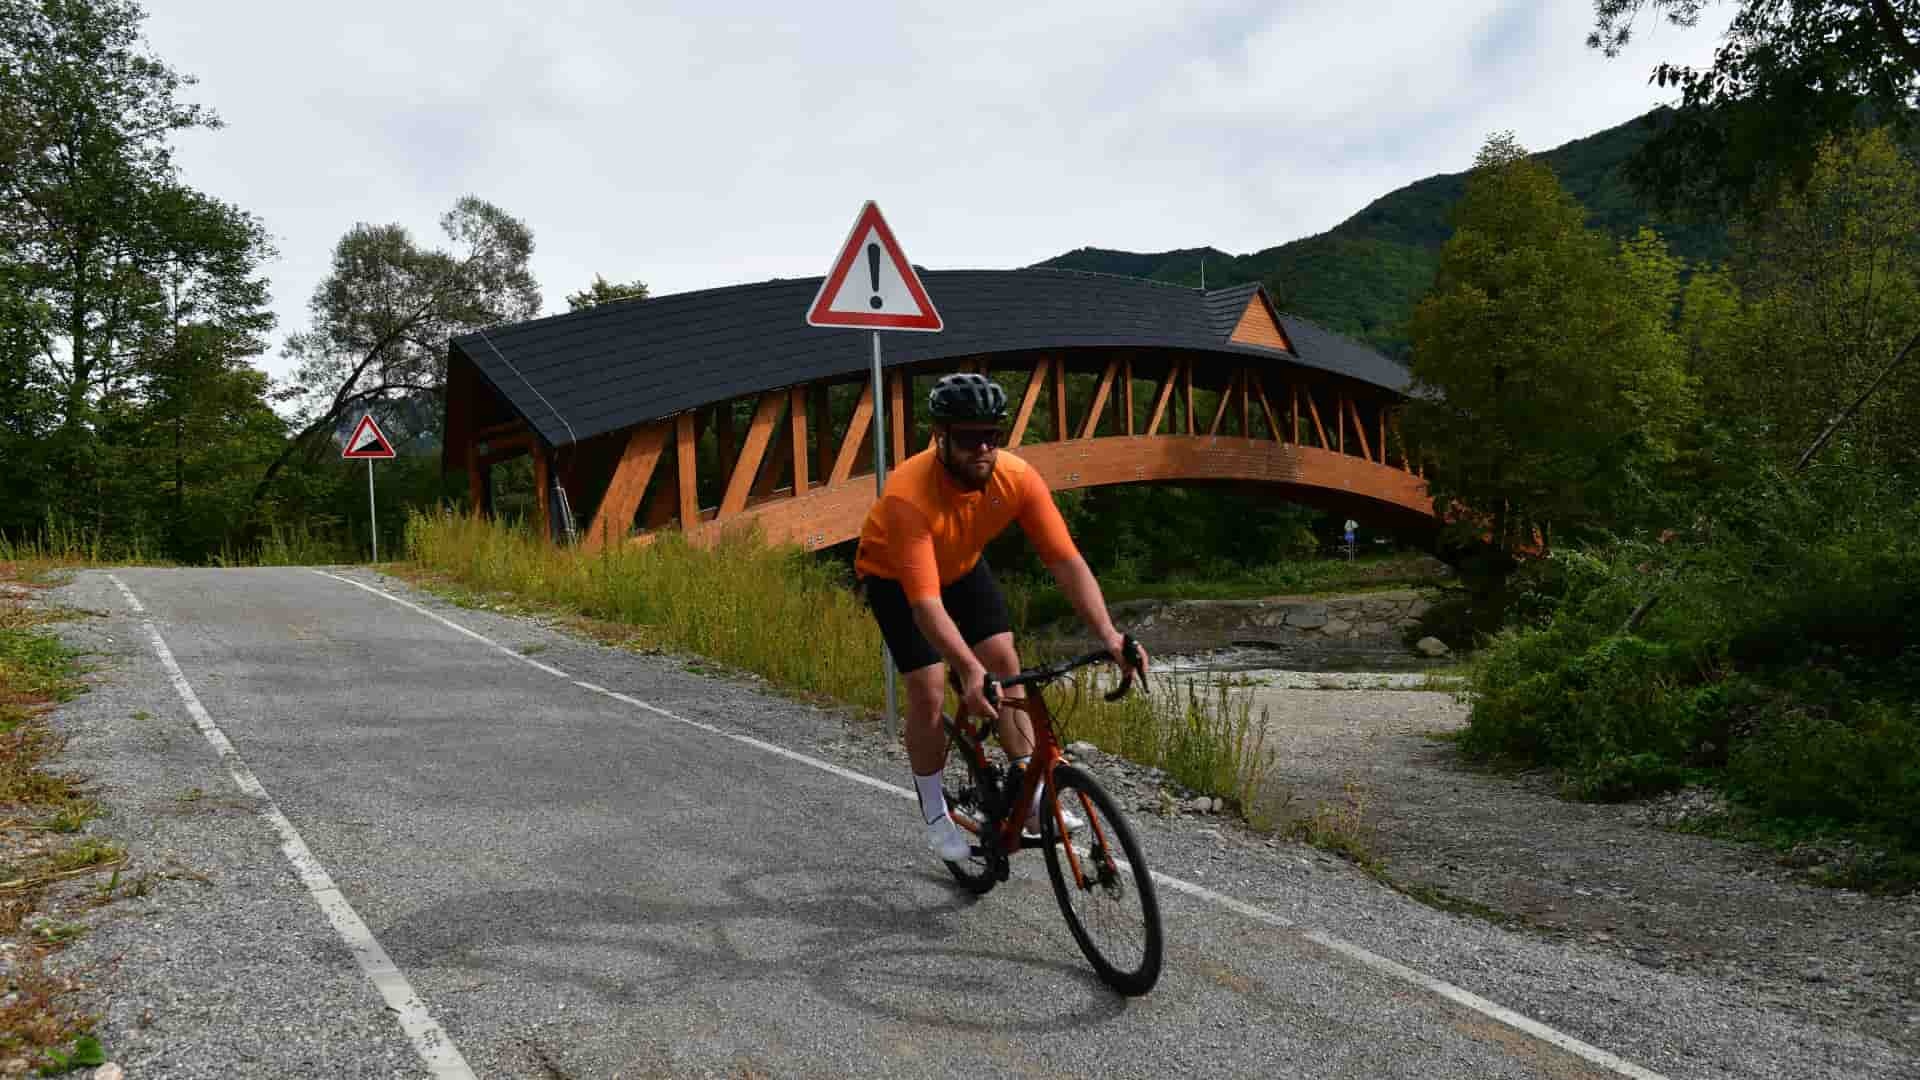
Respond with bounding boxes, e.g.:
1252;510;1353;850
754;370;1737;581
861;575;963;853
969;632;1031;759
970;631;1080;830
901;661;950;780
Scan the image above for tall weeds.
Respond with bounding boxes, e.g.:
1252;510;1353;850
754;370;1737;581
405;509;1274;806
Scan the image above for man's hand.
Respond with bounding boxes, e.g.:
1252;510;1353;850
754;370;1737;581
958;659;997;720
1106;631;1149;679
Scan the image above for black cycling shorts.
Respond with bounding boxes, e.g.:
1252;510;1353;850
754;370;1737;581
859;556;1013;675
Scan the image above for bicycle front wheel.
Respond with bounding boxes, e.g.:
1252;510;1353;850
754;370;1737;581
1041;763;1164;995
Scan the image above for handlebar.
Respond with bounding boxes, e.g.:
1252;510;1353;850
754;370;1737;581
982;634;1147;709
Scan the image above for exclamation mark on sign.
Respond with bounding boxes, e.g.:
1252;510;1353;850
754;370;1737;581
867;243;883;309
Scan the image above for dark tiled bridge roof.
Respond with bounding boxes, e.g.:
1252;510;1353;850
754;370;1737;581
450;268;1409;449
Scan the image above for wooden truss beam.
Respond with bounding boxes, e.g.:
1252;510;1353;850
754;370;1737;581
585;421;669;551
1240;369;1251;437
1346;395;1371;461
1078;358;1119;439
1145;359;1178;437
889;371;908;467
722;392;788;518
1182;360;1195;434
1252;375;1282;443
532;441;550;540
790;386;810;494
676;412;699;528
1208;369;1239;437
1008;356;1048;446
1051;353;1068;441
812;385;833;484
1305;388;1329;449
476;418;530;441
1123;356;1135;435
829;380;875;485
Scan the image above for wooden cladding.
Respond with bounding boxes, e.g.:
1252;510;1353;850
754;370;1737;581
1229;294;1293;352
497;349;1423;551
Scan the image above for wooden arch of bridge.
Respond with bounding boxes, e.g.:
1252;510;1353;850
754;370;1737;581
443;274;1434;552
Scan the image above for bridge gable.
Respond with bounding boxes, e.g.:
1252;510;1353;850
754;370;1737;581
1228;290;1294;352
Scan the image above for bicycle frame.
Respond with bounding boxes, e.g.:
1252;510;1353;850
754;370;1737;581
947;642;1142;881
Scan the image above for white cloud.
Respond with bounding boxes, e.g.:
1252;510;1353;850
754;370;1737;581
136;1;1734;383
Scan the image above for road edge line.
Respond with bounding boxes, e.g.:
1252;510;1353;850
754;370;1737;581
108;574;477;1080
312;568;1669;1080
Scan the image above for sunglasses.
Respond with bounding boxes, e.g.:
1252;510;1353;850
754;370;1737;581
944;427;1005;451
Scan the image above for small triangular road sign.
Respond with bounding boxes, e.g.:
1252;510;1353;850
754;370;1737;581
806;201;943;332
341;414;397;459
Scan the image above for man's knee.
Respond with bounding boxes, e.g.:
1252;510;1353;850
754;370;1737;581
972;632;1021;678
903;666;946;719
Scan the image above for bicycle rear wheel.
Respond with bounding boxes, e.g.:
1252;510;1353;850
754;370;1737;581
940;721;1001;895
1041;763;1164;995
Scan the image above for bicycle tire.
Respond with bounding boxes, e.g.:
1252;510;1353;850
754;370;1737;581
1041;763;1164;995
940;722;1001;895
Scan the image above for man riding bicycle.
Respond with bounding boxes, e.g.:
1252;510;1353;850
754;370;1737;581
855;371;1151;863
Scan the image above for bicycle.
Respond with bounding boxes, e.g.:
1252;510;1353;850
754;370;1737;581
937;636;1164;996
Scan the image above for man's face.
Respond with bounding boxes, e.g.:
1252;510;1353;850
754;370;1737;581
939;423;1003;489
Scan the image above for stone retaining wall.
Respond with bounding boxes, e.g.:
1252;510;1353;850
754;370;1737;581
1039;589;1436;657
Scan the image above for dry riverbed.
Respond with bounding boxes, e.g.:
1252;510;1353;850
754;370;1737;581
1230;679;1920;1057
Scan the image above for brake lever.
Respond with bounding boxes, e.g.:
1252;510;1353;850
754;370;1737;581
1102;634;1147;702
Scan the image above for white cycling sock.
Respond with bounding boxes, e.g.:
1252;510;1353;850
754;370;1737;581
914;769;948;825
1012;755;1043;819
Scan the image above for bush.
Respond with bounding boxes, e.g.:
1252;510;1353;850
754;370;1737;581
1458;466;1920;867
1729;699;1920;847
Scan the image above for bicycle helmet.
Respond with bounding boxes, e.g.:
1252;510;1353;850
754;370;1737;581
927;372;1008;424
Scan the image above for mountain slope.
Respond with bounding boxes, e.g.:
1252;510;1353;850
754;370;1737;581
1037;109;1723;357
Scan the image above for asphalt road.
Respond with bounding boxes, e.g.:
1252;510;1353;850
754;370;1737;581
44;567;1907;1079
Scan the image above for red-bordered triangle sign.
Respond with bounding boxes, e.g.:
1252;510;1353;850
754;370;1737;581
805;201;943;332
341;414;396;459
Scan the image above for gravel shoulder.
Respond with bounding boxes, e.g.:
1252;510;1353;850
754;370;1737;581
1238;682;1920;1057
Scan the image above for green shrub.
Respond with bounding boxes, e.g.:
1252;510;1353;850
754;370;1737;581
1729;699;1920;847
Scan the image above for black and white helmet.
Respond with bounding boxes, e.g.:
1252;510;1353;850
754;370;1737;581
927;372;1008;423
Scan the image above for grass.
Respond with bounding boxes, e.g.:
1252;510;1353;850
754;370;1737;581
405;509;1277;810
1671;808;1920;895
1277;780;1380;869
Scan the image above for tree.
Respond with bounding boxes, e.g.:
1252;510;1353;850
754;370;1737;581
1590;0;1920;214
1404;134;1698;564
1684;126;1920;474
565;274;648;310
255;197;541;509
0;0;277;539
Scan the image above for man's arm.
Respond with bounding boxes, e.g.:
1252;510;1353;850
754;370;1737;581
1044;554;1125;659
909;599;988;691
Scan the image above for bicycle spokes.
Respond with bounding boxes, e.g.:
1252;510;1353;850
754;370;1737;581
1042;764;1163;995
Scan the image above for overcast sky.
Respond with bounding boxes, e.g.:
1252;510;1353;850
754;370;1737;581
137;1;1733;383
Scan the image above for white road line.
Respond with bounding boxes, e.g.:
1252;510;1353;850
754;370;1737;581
313;569;1668;1080
108;575;477;1080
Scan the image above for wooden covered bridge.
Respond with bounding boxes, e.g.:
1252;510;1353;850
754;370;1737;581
442;269;1433;552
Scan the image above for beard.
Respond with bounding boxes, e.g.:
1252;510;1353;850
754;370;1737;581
938;443;996;491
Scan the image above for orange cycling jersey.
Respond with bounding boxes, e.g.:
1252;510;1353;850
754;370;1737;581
854;448;1079;602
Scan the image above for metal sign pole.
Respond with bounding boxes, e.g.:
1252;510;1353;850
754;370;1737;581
368;458;378;563
871;330;897;739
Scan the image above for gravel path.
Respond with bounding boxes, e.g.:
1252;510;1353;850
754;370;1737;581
1236;682;1920;1059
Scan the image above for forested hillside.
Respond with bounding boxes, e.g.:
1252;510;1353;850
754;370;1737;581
1037;109;1727;356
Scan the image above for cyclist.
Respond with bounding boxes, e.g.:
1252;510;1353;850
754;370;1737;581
854;371;1151;863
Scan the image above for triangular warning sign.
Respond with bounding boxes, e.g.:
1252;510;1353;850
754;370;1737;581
341;414;396;459
805;201;943;332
